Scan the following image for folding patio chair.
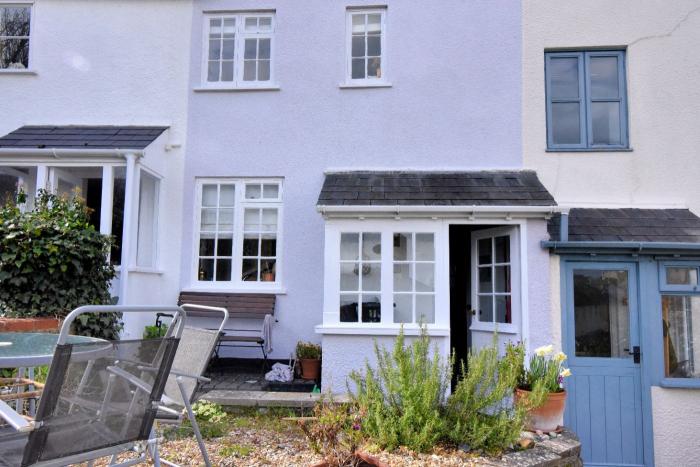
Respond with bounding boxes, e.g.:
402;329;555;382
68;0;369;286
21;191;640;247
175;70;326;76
0;305;186;467
149;304;228;467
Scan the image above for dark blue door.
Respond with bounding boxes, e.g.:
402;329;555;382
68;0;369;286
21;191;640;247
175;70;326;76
564;263;645;467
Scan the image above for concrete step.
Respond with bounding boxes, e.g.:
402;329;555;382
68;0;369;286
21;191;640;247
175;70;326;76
200;389;350;408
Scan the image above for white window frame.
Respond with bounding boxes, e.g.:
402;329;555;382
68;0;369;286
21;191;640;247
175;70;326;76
200;11;276;90
135;167;160;270
322;219;448;331
344;7;387;85
470;226;520;334
0;3;33;73
190;177;283;291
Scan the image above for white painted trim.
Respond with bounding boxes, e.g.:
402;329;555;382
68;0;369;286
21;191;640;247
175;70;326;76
34;164;47;196
118;153;138;304
181;286;287;295
99;165;114;236
193;85;280;92
338;82;392;89
344;7;388;85
520;222;530;354
0;69;36;75
315;325;450;336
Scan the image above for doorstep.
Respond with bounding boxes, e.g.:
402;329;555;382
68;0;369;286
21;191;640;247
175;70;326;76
200;389;350;408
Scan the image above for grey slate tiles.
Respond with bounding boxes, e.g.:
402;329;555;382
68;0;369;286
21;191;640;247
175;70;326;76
548;208;700;243
0;125;168;150
317;170;556;206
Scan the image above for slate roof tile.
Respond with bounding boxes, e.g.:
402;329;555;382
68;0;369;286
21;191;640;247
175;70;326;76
0;125;168;150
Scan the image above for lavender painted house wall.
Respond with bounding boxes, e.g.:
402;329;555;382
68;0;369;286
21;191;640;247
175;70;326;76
181;0;524;361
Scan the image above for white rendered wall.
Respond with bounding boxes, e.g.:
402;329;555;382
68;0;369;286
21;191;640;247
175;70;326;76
0;0;193;337
523;2;700;462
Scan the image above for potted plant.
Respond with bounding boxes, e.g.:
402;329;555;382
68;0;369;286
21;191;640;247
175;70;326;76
296;341;322;380
515;345;571;432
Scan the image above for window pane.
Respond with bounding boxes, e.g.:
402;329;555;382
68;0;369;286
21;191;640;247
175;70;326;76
352;36;365;58
217;237;233;256
415;234;434;261
209;18;222;37
393;263;411;292
549;57;579;99
222;39;235;60
223;18;235;37
573;269;630;358
393;233;412;261
415;263;434;292
362;294;381;323
258;60;271;81
262;184;279;198
351;14;365;34
494;266;510;293
340;233;359;260
478;266;492;293
218;209;234;231
367;57;381;77
340;294;359;322
260;236;276;256
244;209;260;231
200;208;217;231
366;14;381;33
245;17;258;31
667;267;699;285
242;235;258;256
261;259;276;280
207;61;220;82
244;39;257;59
362;233;381;260
551;102;581;145
198;259;214;281
495;236;510;263
352;58;365;79
662;295;700;378
243;60;256;81
246;184;262;199
341;263;359;291
363;264;381;291
208;39;221;60
259;17;272;30
221;61;234;81
220;185;235;206
479;295;493;322
478;238;492;265
199;238;215;256
416;295;435;324
589;56;619;99
394;294;412;323
259;38;271;59
591;101;621;145
242;258;258;281
0;38;28;69
261;209;278;231
216;259;231;281
0;7;30;36
202;185;218;208
495;296;511;323
367;35;381;56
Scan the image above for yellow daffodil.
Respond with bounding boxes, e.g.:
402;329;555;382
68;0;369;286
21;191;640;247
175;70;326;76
560;368;572;378
554;352;567;362
534;344;553;356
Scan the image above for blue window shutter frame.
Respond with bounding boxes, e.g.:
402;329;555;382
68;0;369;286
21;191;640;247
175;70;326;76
546;49;629;150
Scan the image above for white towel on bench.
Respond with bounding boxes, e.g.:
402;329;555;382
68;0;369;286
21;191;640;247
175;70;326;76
262;314;274;354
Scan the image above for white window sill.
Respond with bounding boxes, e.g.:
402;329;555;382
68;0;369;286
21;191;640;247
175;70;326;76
338;81;392;89
469;321;518;334
182;286;287;295
0;69;37;76
315;324;450;336
193;84;280;93
127;267;165;275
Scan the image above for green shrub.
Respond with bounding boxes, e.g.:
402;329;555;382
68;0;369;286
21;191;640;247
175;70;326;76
0;191;119;338
143;324;168;339
446;338;546;456
188;400;229;439
348;326;452;453
296;341;322;359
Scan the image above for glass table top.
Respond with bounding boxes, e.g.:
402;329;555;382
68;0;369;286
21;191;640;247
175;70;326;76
0;332;107;367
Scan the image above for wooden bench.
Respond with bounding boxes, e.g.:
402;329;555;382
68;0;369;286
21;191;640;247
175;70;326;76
177;292;276;369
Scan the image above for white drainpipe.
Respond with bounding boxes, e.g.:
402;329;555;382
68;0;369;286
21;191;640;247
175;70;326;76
118;153;138;305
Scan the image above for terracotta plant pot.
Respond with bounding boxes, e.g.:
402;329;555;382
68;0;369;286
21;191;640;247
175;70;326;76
299;358;321;380
261;271;275;282
0;317;61;333
515;388;567;432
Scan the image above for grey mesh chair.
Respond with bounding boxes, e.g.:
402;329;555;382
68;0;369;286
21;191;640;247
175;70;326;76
150;304;228;467
0;305;186;467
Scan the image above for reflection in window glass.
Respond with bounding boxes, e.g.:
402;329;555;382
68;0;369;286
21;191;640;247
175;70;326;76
573;269;630;358
198;183;234;281
476;235;512;324
392;233;435;324
666;267;699;286
348;10;383;80
339;232;381;323
662;295;700;378
0;6;31;69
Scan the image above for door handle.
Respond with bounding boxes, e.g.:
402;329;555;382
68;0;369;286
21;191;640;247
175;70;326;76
627;346;641;364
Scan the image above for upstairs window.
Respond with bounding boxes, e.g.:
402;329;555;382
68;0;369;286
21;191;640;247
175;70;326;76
203;13;274;87
346;8;386;83
0;5;31;70
545;50;628;150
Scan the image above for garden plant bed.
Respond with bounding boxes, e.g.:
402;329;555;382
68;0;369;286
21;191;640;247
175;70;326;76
88;410;581;467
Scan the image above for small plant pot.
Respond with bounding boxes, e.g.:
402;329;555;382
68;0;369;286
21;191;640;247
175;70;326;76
261;272;275;282
515;388;567;432
0;317;61;333
299;358;321;380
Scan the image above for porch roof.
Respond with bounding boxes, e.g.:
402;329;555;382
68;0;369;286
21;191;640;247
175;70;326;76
317;170;556;207
548;208;700;243
0;125;168;150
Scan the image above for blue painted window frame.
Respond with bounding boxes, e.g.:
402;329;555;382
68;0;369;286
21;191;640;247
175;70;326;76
545;50;629;151
657;260;700;388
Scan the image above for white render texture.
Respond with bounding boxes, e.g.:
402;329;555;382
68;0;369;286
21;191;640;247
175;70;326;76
0;0;193;337
651;386;700;467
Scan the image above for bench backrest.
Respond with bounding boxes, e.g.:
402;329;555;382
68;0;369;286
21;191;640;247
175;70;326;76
178;292;275;320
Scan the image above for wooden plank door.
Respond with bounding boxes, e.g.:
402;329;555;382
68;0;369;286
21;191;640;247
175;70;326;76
564;262;645;467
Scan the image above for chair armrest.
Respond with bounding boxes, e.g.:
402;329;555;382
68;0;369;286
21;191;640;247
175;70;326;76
137;365;211;383
106;366;154;393
0;399;33;432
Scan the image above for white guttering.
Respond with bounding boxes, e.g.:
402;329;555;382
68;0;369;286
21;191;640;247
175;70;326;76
318;204;568;219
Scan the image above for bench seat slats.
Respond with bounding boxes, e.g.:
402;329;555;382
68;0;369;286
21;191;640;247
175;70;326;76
178;292;276;318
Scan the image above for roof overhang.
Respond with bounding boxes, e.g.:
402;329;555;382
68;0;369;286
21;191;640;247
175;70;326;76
318;204;566;220
0;148;142;166
542;240;700;255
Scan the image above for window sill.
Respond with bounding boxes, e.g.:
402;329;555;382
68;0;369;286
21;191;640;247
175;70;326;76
545;147;633;153
469;322;518;334
182;286;287;295
0;69;37;76
338;81;392;89
193;84;280;93
315;324;450;336
128;267;165;275
659;378;700;389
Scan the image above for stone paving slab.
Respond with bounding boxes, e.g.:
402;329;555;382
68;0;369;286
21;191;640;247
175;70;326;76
201;389;351;408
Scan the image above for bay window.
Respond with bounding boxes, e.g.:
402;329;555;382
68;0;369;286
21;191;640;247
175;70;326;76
194;178;282;287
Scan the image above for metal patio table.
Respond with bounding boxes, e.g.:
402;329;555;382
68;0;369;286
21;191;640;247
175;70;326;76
0;332;108;368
